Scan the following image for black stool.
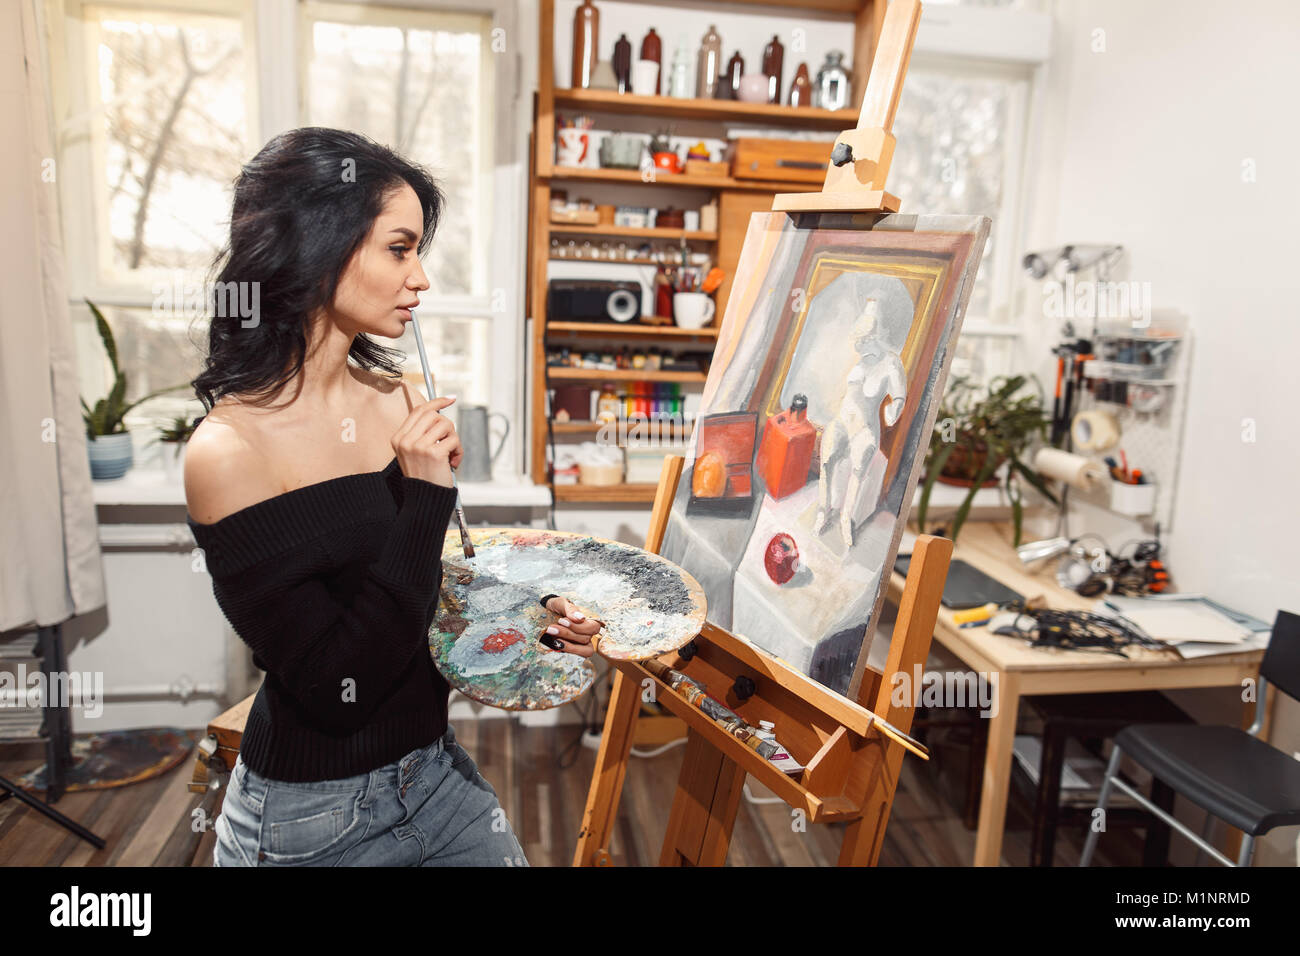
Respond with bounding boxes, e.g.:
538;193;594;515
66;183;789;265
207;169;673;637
1081;610;1300;867
1020;691;1192;866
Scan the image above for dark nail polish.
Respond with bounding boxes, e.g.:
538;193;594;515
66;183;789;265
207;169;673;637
539;635;564;650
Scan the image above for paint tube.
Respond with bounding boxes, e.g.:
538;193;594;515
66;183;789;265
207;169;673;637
753;720;805;776
642;660;779;759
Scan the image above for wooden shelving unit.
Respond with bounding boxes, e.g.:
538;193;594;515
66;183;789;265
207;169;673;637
551;420;694;438
553;483;661;503
553;87;860;128
550;165;821;192
549;224;718;240
547;321;718;339
529;0;889;500
548;367;708;384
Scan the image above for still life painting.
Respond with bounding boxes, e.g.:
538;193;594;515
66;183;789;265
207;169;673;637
659;211;990;698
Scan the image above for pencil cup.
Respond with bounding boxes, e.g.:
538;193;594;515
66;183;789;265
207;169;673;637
1108;479;1156;517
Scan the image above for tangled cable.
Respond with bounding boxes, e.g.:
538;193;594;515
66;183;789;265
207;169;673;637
994;603;1169;657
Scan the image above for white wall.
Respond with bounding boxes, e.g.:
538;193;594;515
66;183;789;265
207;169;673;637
1020;0;1300;865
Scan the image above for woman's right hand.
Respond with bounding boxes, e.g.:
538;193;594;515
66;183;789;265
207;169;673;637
391;395;462;488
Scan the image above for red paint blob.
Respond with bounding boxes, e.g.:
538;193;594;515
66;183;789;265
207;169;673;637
482;629;525;653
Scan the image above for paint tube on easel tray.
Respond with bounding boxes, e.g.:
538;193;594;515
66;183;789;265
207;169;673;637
753;720;805;777
642;659;779;760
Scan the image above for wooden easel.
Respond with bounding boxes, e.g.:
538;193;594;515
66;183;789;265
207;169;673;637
573;0;952;867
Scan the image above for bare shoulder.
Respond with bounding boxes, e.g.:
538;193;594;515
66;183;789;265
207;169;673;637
184;406;281;525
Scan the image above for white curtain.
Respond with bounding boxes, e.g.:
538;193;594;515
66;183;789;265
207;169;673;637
0;0;106;632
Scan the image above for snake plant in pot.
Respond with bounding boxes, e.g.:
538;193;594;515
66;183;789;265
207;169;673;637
914;374;1057;546
154;413;200;479
81;299;189;479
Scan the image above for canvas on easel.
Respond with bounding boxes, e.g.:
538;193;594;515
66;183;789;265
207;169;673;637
660;211;989;698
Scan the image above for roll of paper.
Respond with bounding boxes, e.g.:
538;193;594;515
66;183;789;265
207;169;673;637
1034;447;1108;489
1071;409;1120;452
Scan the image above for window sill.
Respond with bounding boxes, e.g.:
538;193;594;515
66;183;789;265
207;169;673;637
91;467;553;509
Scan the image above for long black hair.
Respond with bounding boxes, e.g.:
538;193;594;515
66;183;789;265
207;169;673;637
192;127;444;411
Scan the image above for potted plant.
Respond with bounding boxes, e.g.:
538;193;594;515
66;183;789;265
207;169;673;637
154;413;199;479
80;299;189;480
914;374;1058;545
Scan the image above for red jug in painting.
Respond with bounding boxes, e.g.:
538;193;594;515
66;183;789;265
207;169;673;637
756;393;816;500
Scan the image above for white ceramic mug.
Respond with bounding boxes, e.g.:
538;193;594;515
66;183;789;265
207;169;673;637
673;292;715;330
683;210;700;231
631;59;659;96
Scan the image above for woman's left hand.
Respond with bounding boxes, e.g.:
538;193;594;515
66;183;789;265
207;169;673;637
539;595;605;658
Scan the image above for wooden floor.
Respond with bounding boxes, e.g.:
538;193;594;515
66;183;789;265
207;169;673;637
0;719;1145;867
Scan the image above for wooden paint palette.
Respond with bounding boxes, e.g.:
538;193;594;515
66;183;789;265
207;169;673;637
431;528;707;710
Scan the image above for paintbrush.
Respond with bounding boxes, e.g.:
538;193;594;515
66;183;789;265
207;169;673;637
867;713;930;760
409;310;475;559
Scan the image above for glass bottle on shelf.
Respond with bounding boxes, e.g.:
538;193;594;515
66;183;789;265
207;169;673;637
696;25;722;99
612;33;632;93
720;49;744;101
762;34;784;105
789;62;812;107
668;37;692;99
639;28;662;96
571;0;599;89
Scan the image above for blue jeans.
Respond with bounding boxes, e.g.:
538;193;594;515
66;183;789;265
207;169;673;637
213;723;528;866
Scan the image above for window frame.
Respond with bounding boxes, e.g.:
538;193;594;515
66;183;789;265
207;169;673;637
45;0;530;478
907;2;1051;342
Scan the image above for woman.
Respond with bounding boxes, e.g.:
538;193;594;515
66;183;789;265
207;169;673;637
185;127;601;866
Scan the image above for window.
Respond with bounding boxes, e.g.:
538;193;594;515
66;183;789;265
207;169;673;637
81;4;253;286
46;1;257;437
47;0;519;469
892;65;1023;324
889;3;1050;386
299;1;498;408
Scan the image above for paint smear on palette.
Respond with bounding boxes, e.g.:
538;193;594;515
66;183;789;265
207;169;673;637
431;528;707;710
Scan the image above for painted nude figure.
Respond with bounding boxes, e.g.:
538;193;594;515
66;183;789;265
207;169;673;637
813;297;909;549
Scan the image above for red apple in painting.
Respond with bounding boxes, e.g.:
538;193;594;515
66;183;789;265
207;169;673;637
764;533;800;585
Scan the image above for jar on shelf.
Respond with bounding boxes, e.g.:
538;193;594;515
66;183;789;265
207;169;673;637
596;382;619;423
814;51;851;111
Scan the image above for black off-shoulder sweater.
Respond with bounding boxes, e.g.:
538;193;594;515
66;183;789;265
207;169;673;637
187;456;459;782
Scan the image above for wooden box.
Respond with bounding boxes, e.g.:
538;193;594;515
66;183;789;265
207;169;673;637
686;411;758;515
550;207;600;225
729;138;833;184
684;159;728;178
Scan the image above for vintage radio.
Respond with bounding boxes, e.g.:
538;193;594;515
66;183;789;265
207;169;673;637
547;279;642;323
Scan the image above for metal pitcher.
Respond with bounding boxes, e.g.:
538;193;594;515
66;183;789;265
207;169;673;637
456;404;510;482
